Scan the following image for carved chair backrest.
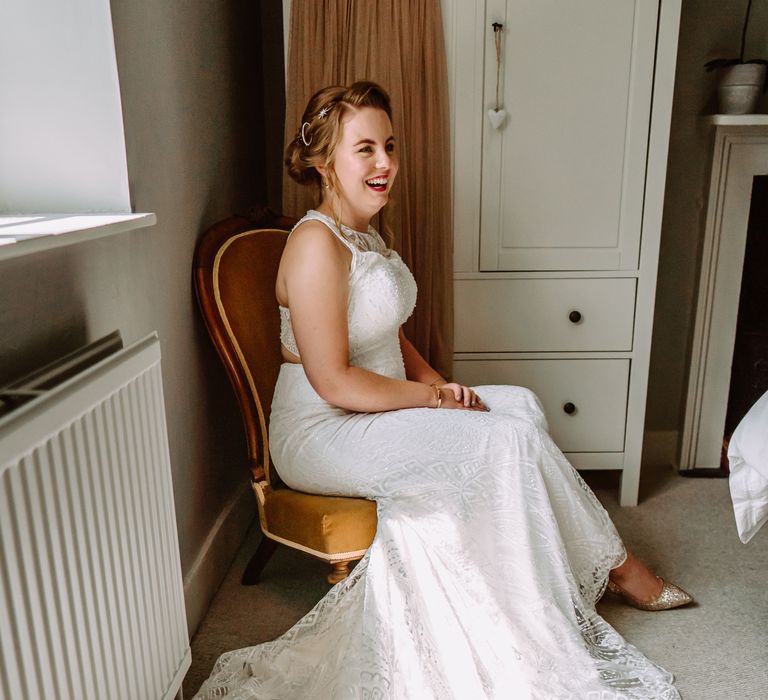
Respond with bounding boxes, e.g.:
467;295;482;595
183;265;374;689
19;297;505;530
194;213;295;484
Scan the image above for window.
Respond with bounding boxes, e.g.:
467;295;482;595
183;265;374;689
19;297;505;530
0;0;150;258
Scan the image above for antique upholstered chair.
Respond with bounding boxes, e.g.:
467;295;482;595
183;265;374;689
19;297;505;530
193;207;377;584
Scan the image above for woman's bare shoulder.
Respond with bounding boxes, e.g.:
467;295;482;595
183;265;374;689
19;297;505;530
288;219;335;246
284;218;349;262
277;217;350;310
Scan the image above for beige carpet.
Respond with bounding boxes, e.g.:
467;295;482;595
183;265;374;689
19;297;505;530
184;467;768;699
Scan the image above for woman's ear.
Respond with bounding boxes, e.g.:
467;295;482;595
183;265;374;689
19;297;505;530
316;164;327;178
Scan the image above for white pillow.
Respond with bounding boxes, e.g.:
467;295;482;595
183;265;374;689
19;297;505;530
728;390;768;543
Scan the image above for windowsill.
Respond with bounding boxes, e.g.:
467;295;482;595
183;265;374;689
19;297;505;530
0;213;156;262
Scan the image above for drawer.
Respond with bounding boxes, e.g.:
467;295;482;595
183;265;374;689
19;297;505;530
453;359;629;452
454;278;636;352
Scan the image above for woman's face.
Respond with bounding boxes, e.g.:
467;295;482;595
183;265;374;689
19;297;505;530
322;106;398;225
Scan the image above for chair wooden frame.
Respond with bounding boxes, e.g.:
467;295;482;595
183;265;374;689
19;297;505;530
193;207;377;584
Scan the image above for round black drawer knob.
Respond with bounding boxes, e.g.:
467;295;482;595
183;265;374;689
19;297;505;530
568;310;582;324
563;402;577;415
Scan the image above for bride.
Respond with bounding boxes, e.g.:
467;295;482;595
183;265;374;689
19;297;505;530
195;81;692;699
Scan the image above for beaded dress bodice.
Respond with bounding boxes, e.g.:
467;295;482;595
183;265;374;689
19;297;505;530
279;210;417;379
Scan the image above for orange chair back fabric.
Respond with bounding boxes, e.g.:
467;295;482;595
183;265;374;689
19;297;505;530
194;215;294;485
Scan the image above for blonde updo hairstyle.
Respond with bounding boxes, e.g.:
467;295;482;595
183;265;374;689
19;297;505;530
285;81;393;202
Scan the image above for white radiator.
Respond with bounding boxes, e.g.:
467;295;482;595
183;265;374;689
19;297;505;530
0;333;190;700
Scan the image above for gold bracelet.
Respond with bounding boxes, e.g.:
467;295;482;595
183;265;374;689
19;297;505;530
433;384;442;409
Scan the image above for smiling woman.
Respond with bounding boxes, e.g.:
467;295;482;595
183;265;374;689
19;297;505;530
284;83;397;235
193;81;692;700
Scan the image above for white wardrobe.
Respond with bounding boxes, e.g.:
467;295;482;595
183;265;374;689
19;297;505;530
443;0;682;505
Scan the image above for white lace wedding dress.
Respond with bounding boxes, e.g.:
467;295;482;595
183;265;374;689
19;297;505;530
194;210;679;699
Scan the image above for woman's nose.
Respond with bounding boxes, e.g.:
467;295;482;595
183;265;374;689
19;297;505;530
376;152;391;168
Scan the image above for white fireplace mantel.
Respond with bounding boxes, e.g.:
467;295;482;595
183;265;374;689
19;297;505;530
705;115;768;127
680;116;768;469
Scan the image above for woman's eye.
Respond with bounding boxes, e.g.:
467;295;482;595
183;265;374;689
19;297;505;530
357;143;394;155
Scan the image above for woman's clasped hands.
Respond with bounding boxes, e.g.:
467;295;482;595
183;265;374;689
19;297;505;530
434;382;490;412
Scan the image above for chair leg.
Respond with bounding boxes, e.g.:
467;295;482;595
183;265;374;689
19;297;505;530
241;536;279;585
327;560;352;585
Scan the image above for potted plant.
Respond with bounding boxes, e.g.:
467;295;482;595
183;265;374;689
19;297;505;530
705;0;767;114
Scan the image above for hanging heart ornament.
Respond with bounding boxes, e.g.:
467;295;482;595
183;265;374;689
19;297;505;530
488;23;507;131
488;108;507;130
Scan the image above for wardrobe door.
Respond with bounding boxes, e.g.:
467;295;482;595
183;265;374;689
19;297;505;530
479;0;659;271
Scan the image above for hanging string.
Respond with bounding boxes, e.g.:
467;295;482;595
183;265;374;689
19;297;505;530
492;22;503;112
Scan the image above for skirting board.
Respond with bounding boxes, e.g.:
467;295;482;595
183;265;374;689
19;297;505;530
642;430;679;468
183;483;256;636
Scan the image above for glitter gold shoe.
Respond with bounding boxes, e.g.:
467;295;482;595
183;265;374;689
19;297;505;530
606;577;694;611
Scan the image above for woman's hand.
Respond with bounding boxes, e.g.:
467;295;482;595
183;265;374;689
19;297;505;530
436;383;489;411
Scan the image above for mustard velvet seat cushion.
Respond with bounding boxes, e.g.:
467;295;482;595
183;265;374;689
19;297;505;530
262;487;377;558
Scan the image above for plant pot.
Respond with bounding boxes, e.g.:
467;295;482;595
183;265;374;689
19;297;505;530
717;63;767;115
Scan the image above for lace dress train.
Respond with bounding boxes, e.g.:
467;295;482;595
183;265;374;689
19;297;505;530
194;211;679;699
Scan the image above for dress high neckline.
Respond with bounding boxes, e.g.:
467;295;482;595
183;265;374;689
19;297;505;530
309;209;372;236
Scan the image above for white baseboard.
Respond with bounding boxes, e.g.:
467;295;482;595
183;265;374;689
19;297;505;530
183;483;256;635
642;430;679;468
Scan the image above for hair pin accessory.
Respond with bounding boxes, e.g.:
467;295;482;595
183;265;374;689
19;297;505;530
300;122;312;146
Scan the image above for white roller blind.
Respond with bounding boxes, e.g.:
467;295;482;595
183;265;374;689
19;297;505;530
0;0;130;214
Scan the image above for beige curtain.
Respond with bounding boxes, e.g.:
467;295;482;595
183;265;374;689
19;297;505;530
283;0;453;379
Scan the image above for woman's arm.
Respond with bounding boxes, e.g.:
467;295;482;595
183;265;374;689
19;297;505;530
398;328;444;385
279;222;438;412
279;222;486;412
398;328;488;410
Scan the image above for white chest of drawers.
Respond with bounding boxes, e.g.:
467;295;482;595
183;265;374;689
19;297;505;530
442;0;682;505
454;278;636;352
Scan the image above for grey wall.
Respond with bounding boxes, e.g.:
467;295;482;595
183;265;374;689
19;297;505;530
646;0;768;435
0;0;284;634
